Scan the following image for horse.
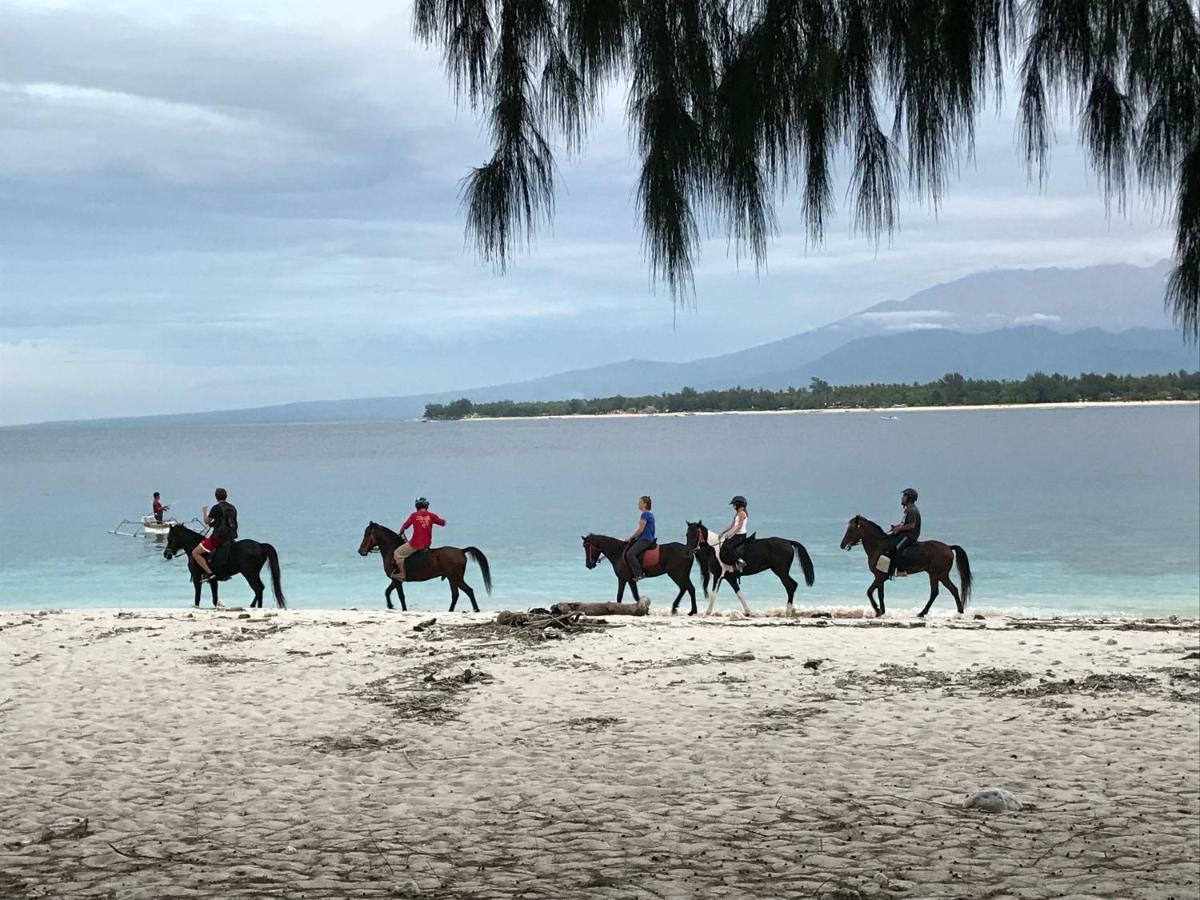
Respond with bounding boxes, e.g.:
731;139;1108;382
581;533;698;615
839;515;972;617
163;524;286;609
357;522;492;612
686;521;815;616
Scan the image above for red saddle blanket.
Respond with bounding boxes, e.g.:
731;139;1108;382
642;545;661;569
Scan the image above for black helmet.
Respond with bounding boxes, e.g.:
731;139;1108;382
901;488;918;502
729;495;747;507
414;497;430;509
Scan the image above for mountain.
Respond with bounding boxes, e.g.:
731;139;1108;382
747;326;1199;388
14;260;1192;428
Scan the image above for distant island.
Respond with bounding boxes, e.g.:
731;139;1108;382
424;371;1200;420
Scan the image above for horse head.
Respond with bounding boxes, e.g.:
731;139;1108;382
163;523;195;560
358;522;380;557
581;534;602;569
840;516;868;550
685;520;706;550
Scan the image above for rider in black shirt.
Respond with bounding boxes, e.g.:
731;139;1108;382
193;487;238;581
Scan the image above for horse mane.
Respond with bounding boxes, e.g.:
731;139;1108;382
854;516;886;538
370;521;401;542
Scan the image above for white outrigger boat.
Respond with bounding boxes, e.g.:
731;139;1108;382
110;515;204;538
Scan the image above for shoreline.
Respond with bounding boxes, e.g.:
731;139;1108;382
440;398;1200;423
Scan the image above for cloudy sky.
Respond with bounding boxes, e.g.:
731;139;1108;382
0;0;1176;425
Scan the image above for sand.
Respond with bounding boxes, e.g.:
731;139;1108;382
2;608;1198;899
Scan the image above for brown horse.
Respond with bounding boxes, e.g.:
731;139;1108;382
357;522;492;612
582;533;698;615
839;515;972;618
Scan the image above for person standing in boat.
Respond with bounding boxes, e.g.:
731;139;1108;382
193;488;238;582
718;495;750;572
151;492;169;524
624;495;656;581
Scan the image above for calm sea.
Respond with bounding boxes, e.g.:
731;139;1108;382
1;406;1197;617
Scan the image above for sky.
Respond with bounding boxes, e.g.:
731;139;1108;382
0;0;1178;426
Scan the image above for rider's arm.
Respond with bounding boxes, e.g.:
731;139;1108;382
432;514;446;527
627;518;645;542
400;512;417;532
718;514;737;537
202;505;211;524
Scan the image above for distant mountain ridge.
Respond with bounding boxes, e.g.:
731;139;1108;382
13;260;1195;428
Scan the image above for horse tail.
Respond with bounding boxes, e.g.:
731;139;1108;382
264;543;287;609
790;541;816;587
465;547;493;595
952;545;972;607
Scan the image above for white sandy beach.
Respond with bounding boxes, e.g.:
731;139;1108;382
2;608;1198;899
450;399;1199;423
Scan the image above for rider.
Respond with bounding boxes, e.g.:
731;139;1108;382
624;495;656;581
152;492;169;524
887;488;921;576
193;488;238;582
392;497;446;582
718;495;750;571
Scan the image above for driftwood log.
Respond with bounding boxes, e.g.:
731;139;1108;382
550;598;650;617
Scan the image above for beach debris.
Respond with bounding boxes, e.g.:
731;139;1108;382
413;618;437;632
803;658;824;673
709;651;756;662
973;613;986;620
38;816;89;842
551;598;650;617
567;715;624;732
964;787;1022;813
1105;638;1118;645
1181;651;1200;660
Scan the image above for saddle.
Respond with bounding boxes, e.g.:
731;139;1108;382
210;542;237;580
720;532;755;565
641;545;661;569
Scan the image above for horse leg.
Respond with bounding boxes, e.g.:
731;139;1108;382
615;579;626;603
246;570;266;609
449;579;459;613
686;579;697;617
192;566;201;607
458;580;479;613
779;569;798;617
918;572;939;618
726;575;751;617
628;579;641;603
397;583;407;612
385;582;395;610
942;572;964;614
670;580;684;616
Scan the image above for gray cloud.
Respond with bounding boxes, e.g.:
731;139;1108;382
0;0;1177;425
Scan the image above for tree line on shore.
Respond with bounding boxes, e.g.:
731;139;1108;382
423;371;1200;420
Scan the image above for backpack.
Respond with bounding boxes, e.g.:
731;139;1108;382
215;502;239;541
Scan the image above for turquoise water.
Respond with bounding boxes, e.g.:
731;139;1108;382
1;406;1197;617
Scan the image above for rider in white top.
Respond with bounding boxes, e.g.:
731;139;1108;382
719;495;750;571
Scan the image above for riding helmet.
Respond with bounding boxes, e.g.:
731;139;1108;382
729;495;747;508
901;488;918;502
414;497;430;509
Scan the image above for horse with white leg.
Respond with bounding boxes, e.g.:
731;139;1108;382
686;521;815;616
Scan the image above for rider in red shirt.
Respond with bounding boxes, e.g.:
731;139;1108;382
392;497;446;581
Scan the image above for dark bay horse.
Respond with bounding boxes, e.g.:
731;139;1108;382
582;533;698;615
686;521;815;616
164;524;286;609
357;522;492;612
839;515;972;617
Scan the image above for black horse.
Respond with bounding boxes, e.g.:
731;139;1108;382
685;521;814;616
164;524;286;609
581;533;698;615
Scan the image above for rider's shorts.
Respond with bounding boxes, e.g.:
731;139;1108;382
201;535;224;552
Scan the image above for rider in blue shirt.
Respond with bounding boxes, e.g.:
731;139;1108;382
625;495;657;581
